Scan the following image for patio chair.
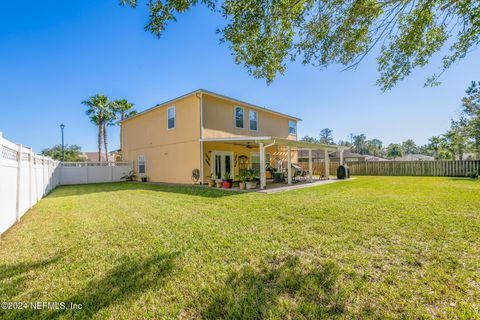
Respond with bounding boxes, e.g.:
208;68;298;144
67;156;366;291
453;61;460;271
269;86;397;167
282;164;303;183
299;169;310;182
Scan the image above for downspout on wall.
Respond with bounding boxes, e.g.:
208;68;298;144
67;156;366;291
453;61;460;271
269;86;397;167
196;92;204;184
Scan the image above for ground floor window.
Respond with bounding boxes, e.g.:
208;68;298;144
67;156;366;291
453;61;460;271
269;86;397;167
138;155;146;174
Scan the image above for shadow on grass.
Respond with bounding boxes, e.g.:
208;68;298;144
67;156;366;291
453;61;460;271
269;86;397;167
200;255;346;319
46;182;245;199
447;177;479;182
2;252;178;320
0;255;64;298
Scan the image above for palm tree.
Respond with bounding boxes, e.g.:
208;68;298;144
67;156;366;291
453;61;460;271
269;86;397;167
386;143;403;160
112;99;136;121
82;94;110;161
102;107;117;162
111;99;137;152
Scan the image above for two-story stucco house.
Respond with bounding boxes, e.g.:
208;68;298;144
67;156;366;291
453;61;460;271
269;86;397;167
121;89;339;189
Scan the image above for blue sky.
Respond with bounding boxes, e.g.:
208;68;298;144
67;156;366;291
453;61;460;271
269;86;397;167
1;1;478;153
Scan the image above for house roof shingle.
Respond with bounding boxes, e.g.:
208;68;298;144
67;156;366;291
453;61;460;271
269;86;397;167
122;89;301;123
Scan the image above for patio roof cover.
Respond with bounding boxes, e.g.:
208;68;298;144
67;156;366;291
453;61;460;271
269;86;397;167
200;136;346;189
200;136;342;151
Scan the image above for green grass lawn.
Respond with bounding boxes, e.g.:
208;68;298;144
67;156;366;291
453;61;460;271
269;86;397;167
0;177;479;319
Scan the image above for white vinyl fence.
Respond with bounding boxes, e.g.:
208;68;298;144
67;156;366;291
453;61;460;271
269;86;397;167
0;132;60;234
0;132;133;235
59;162;133;185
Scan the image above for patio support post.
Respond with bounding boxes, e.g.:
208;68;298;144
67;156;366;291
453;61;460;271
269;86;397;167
324;149;330;180
308;149;313;182
287;146;292;185
200;141;204;185
340;149;344;165
259;142;266;189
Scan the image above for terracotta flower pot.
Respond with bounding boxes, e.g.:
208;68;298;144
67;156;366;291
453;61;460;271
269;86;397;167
222;180;233;189
239;182;246;190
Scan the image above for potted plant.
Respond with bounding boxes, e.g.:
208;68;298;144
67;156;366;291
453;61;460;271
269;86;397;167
245;169;258;190
207;174;216;187
215;175;223;188
236;172;247;190
121;170;137;182
222;172;233;189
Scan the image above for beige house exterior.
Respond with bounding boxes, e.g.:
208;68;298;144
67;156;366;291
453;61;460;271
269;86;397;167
122;89;340;188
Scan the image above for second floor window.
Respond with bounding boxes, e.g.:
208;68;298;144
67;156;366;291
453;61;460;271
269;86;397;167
167;106;175;129
249;110;258;131
235;106;244;129
289;120;296;135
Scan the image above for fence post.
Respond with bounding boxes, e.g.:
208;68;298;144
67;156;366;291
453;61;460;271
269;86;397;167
28;147;33;208
39;156;45;195
42;156;46;195
16;144;22;222
32;155;37;202
59;160;62;186
47;159;51;193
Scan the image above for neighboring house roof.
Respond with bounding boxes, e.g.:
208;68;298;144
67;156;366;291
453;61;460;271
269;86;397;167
398;154;434;161
365;155;390;161
462;153;476;160
81;152;114;162
122;89;302;123
298;149;365;159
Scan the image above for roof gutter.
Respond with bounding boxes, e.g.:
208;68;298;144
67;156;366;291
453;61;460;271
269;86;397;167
196;92;204;184
265;140;276;149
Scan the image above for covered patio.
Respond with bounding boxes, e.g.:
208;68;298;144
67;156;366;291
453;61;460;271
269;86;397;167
200;136;346;189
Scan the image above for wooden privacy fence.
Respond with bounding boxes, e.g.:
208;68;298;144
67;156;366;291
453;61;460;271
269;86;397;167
300;160;480;177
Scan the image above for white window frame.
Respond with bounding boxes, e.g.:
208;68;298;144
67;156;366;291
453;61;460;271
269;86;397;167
138;155;146;175
234;106;245;129
167;106;176;130
250;152;271;169
249;110;258;131
288;120;297;135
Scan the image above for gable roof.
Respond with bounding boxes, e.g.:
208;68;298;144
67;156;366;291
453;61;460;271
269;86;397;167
122;89;301;122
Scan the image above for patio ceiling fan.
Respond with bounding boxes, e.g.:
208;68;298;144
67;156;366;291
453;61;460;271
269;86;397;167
232;142;254;149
